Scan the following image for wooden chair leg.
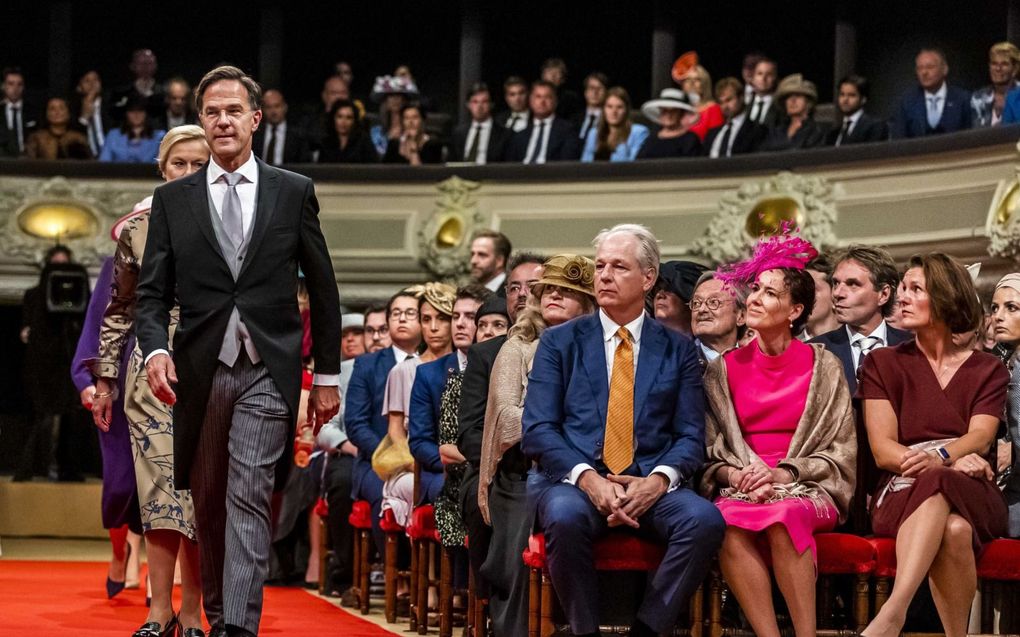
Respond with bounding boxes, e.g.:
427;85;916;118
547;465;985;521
540;571;555;637
317;516;330;596
466;569;476;637
359;529;371;615
385;531;398;624
689;582;704;637
818;575;833;630
873;576;890;616
408;536;419;630
854;573;870;632
440;545;453;637
528;568;541;637
708;568;723;637
981;579;994;634
417;539;431;634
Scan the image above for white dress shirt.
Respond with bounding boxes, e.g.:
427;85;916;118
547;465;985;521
848;320;889;370
709;112;747;158
836;109;864;145
463;118;493;164
393;345;414;366
5;100;25;152
79;97;106;156
749;93;773;124
457;349;468;372
925;83;948;127
483;271;506;293
579;107;601;139
506;110;529;132
565;310;680;490
262;120;287;166
523;115;555;164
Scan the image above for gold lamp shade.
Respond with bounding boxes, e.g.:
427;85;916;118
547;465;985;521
746;196;804;237
995;180;1020;226
435;213;465;249
18;202;99;240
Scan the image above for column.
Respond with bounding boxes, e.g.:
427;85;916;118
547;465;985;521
259;2;284;89
833;2;857;101
458;1;483;127
48;1;72;97
1009;0;1020;45
650;0;676;97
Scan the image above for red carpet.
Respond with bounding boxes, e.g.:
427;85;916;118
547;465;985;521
0;560;391;637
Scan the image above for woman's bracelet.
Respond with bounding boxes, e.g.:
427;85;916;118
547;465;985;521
93;390;115;399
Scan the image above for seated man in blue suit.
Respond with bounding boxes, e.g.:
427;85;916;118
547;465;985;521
409;284;490;503
891;48;971;138
521;224;724;637
344;289;422;554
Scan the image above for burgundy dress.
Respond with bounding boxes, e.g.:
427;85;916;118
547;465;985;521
857;341;1008;552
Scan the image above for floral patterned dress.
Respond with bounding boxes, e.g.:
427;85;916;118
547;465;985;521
435;372;467;547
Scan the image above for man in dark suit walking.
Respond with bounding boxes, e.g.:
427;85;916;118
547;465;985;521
522;224;724;637
702;77;766;158
448;83;510;164
892;48;971;138
504;80;581;163
829;75;888;146
135;65;341;637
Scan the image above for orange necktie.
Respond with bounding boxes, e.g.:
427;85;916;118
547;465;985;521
603;327;634;474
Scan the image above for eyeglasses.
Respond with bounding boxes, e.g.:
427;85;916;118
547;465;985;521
389;309;419;320
366;327;389;337
688;298;730;311
507;281;540;295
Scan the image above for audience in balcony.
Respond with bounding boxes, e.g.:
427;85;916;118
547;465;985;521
581;86;649;162
540;57;582;122
703;77;767;157
761;74;828;152
892;48;972;138
98;98;164;163
504;80;581;163
830;75;889;146
110;49;164;125
0;66;34;157
370;75;417;157
702;237;857;637
690;272;747;364
302;74;355;158
636;88;702;159
681;64;725;141
157;77;196;130
747;56;781;127
317;99;378;164
577;72;608;142
496;76;530;133
973;42;1020;127
382;103;443;165
26;97;92;160
74;70;109;158
448;83;509;165
858;253;1007;637
990;274;1020;538
253;89;311;165
741;52;766;104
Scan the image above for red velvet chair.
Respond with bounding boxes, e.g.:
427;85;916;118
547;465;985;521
976;538;1020;632
815;533;878;632
313;497;330;597
868;537;897;615
347;499;374;615
522;532;704;637
407;504;440;634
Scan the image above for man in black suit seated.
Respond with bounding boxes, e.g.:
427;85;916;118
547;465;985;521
73;70;111;158
157;77;198;131
504;80;581;163
703;77;766;157
891;48;972;138
495;76;530;133
449;83;510;165
0;67;36;157
110;49;165;126
746;57;781;127
253;89;310;165
829;74;888;146
577;72;608;141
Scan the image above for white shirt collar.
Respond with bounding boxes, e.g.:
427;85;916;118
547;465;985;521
471;118;492;129
847;320;889;345
534;114;555;125
730;111;747;127
207;152;259;186
392;345;415;364
585;106;601;117
697;339;720;362
599;309;644;345
845;109;864;126
484;271;507;293
456;349;468;371
925;83;948;101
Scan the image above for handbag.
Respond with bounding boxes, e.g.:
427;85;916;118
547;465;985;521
371;434;413;481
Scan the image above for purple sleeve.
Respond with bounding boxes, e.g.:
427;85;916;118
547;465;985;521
70;257;114;392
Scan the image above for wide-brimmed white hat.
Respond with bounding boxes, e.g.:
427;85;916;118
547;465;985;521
640;88;697;123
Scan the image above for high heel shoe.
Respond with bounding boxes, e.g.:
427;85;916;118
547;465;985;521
106;542;133;598
179;628;206;637
131;614;177;637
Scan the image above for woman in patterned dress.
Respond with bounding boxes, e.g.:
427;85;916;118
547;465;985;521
90;126;208;637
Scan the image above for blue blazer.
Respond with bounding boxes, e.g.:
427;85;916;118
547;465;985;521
344;347;397;495
580;124;650;162
809;324;913;395
408;351;459;502
891;84;971;138
1002;86;1020;124
521;314;705;489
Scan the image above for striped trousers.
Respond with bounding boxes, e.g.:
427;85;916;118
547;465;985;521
191;354;290;635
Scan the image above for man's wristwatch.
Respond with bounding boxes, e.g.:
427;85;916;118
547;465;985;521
934;446;952;466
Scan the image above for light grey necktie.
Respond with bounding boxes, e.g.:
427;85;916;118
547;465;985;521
854;335;883;374
926;96;941;129
220;172;245;251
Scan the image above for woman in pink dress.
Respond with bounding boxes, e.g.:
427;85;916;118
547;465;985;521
701;234;857;637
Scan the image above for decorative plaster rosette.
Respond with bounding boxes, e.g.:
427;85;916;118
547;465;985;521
986;141;1020;261
416;175;486;280
690;171;839;265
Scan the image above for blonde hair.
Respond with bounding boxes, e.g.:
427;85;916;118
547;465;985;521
684;65;714;103
157;124;208;173
990;42;1020;75
508;295;547;343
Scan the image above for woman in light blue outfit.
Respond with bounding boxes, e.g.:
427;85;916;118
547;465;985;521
99;97;165;163
581;86;649;162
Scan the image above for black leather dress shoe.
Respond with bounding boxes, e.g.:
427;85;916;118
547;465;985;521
180;629;206;637
131;614;178;637
206;626;227;637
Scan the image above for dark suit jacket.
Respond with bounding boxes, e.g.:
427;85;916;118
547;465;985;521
71;97;113;138
494;110;529;131
891;84;972;138
827;111;889;146
458;335;506;467
253;121;312;165
761;117;829;152
110;83;165;125
809;323;913;395
447;120;511;163
747;95;782;128
504;117;582;162
521;314;705;490
135;158;341;490
408;352;459;502
701;117;767;156
345;347;398;496
0;100;39;157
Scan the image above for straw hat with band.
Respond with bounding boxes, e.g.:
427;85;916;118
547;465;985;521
531;254;597;299
405;282;457;317
640;88;697;124
774;74;818;103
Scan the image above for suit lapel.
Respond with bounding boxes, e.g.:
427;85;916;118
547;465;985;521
183;166;231;273
633;320;664;425
239;158;282;279
577;316;609;428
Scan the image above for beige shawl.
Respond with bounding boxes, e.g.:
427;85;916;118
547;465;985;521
700;343;858;523
477;336;538;524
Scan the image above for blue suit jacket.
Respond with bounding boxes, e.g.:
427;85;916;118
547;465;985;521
521;313;705;489
408;351;459;502
344;347;397;495
809;324;913;395
891;84;972;138
1002;86;1020;124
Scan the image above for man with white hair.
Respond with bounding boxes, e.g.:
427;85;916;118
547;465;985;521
521;224;724;637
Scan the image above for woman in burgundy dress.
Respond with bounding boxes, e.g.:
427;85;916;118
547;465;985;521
858;253;1008;637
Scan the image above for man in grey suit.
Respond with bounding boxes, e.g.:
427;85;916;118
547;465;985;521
136;65;341;637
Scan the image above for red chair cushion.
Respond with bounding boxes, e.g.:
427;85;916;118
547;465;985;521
380;508;405;533
523;532;667;572
314;497;329;518
977;539;1020;580
869;537;897;577
406;505;437;541
816;533;876;575
348;500;373;529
